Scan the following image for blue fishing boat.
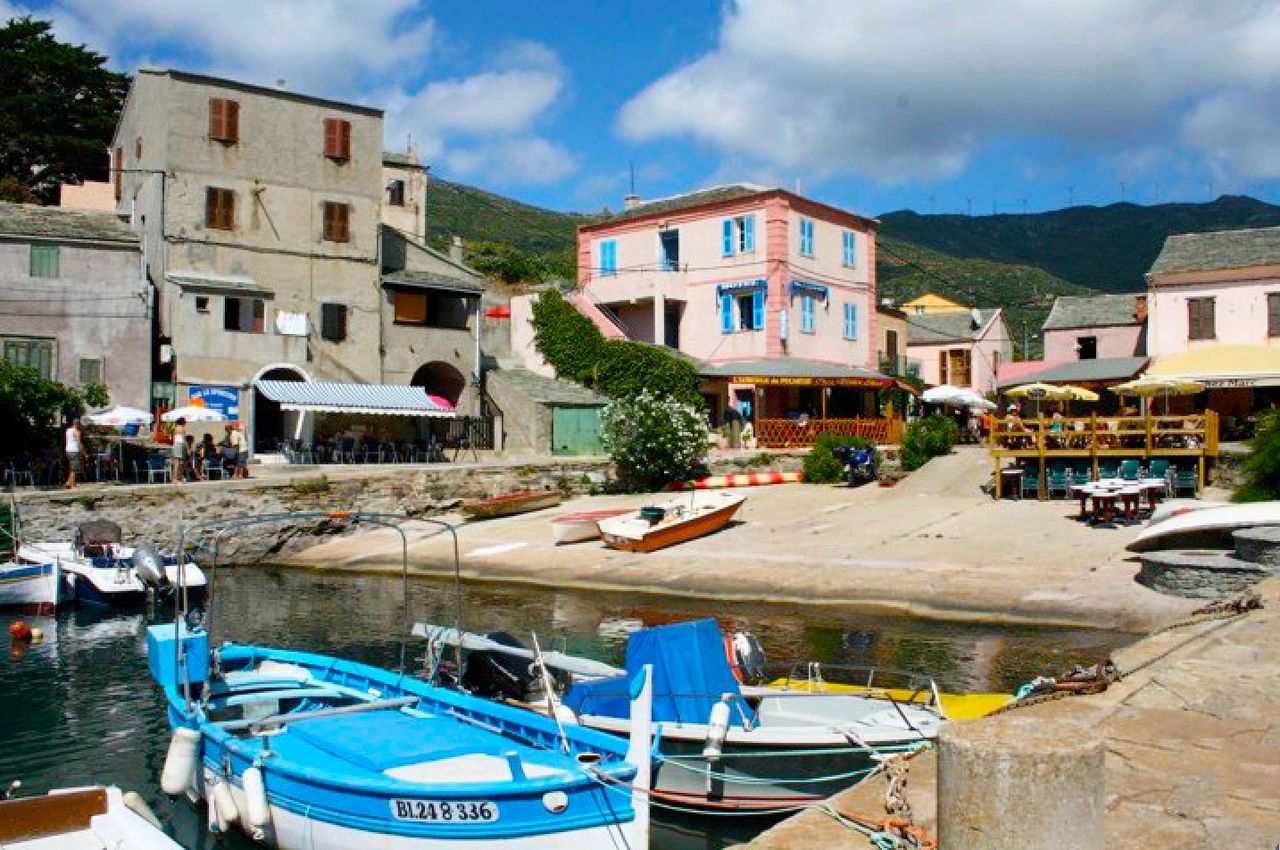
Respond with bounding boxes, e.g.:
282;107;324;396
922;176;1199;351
148;511;653;850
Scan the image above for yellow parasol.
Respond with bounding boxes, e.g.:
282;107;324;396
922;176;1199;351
1110;375;1204;413
1059;385;1099;402
1005;382;1070;417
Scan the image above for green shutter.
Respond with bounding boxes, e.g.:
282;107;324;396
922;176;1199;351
29;244;60;278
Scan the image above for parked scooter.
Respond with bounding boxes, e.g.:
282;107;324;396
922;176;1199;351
833;444;878;486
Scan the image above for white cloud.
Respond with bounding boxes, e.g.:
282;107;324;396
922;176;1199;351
618;0;1280;185
1182;89;1280;179
401;68;563;136
445;137;578;187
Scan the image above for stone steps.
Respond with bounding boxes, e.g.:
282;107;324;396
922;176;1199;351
1136;524;1280;598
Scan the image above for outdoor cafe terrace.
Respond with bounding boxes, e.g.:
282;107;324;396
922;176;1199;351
987;411;1219;499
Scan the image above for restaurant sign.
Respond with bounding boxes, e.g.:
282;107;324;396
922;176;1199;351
729;375;891;388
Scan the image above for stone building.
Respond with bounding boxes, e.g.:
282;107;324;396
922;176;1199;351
0;203;149;408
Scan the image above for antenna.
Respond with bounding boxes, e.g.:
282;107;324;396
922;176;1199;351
629;161;636;196
1119;180;1127;201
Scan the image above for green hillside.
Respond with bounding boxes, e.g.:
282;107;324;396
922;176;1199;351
424;178;585;255
878;195;1280;292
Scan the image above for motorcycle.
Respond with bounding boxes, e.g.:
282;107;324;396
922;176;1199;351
833;444;878;486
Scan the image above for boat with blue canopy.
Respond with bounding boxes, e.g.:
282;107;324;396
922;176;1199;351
148;510;653;850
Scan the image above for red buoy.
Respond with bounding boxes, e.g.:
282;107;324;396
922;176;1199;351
9;620;32;642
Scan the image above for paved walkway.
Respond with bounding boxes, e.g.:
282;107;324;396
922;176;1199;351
288;447;1199;630
747;575;1280;849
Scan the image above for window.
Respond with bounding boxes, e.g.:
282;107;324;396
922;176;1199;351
323;118;352;161
843;303;858;340
842;230;857;267
3;338;54;379
599;239;617;276
78;358;103;385
737;294;755;331
387;179;405;206
209;98;240;144
224;296;265;333
394;291;428;324
1188;297;1215;341
659;229;680;271
721;215;755;256
1077;335;1097;360
205;187;235;230
323;202;350;243
884;328;898;358
1269;293;1280;336
195;296;210;314
799;218;814;256
800;294;816;334
29;244;60;278
940;349;972;386
321;303;348;342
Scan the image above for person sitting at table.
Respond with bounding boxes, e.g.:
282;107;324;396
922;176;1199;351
1047;411;1065;448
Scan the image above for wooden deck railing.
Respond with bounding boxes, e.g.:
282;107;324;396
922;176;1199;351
987;411;1219;497
756;417;903;448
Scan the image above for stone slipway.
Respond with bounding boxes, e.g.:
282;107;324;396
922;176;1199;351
746;575;1280;849
287;448;1200;631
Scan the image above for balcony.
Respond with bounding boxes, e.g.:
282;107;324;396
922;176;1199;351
878;353;922;380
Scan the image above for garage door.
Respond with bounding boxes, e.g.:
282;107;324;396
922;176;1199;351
552;406;603;456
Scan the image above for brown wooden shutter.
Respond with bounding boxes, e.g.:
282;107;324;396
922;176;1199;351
206;188;234;230
1270;294;1280;336
938;351;948;384
324;118;352;161
210;99;240;143
113;147;122;201
323;202;350;242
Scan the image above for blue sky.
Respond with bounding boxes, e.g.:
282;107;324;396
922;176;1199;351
10;0;1280;217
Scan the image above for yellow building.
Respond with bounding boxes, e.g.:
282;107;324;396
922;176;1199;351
901;292;968;315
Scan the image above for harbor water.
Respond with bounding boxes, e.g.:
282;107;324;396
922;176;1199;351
0;566;1136;849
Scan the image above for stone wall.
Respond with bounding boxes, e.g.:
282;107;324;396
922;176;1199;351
12;459;610;563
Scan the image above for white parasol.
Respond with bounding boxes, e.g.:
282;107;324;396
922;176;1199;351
161;405;226;423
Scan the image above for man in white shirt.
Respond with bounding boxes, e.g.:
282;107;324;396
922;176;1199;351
64;417;82;488
229;422;248;478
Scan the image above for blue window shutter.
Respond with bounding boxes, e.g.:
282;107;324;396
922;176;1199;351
843;231;854;266
600;239;617;275
720;292;733;334
848;303;859;339
742;215;755;252
722;219;734;256
801;295;814;333
752;288;765;330
799;219;812;255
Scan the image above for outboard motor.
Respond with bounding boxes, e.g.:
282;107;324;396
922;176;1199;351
132;542;170;591
461;632;569;703
731;631;767;682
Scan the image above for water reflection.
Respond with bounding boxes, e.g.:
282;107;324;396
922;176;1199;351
0;566;1136;849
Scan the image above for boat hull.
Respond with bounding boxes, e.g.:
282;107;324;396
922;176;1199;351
1128;501;1280;552
599;495;745;553
551;509;631;544
463;491;563;520
0;561;61;613
19;543;206;609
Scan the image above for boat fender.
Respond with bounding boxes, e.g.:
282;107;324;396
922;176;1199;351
242;766;270;838
203;769;231;834
731;631;767;682
212;774;240;826
132;543;168;589
122;790;163;829
160;727;201;796
701;697;732;761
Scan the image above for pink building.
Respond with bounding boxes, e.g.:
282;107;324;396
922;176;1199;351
905;308;1012;397
1146;225;1280;417
573;184;893;430
1042;294;1146;362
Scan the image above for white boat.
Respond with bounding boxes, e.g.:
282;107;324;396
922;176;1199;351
597;491;746;553
1146;499;1228;527
1128;501;1280;552
0;785;183;849
420;619;946;814
551;508;631;544
19;520;206;608
0;558;62;613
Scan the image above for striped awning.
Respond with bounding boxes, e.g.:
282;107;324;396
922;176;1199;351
788;279;829;301
716;278;766;297
254;381;455;417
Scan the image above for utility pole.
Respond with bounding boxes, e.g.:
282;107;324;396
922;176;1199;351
1023;321;1030;361
1119;180;1127;201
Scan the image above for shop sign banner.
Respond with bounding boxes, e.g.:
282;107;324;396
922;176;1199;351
188;385;240;420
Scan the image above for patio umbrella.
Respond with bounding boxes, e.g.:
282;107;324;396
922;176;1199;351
1059;386;1100;402
161;405;226;423
1111;375;1204;414
921;384;967;405
84;405;154;429
1005;382;1070;417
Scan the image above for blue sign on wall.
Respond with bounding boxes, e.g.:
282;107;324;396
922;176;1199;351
188;385;240;420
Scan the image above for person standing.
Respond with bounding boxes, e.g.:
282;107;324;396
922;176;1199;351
170;416;187;482
724;401;743;449
63;417;83;488
229;422;249;478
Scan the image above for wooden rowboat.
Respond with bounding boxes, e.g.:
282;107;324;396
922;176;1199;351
462;489;562;520
598;492;745;553
552;509;632;544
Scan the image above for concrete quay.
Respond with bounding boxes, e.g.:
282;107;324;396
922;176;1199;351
745;575;1280;849
288;447;1199;631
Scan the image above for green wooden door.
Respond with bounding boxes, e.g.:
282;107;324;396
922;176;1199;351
553;406;603;456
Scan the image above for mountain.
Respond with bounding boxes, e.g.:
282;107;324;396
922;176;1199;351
877;195;1280;293
424;178;588;255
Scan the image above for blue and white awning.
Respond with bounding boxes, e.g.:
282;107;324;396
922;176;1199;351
789;279;829;301
255;381;455;417
716;278;767;297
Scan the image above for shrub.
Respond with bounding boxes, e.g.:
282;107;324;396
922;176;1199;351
529;289;702;407
803;432;873;483
901;414;959;471
600;390;709;491
0;361;84;453
1233;410;1280;502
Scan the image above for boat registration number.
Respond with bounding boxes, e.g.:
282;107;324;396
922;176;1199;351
390;799;499;823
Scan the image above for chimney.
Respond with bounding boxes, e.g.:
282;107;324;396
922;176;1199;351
1134;294;1148;323
623;194;641;211
450;235;463;264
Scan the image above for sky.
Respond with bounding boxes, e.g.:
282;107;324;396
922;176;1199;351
10;0;1280;217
